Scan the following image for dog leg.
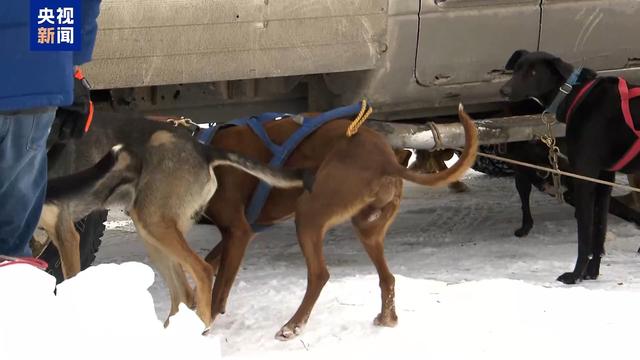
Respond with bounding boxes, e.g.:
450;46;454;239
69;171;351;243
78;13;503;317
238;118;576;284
352;200;400;328
558;175;598;284
584;171;614;280
50;211;82;279
131;212;213;328
514;170;534;237
436;153;469;193
412;150;469;193
409;150;430;173
204;241;223;275
608;174;640;226
276;198;330;341
448;181;469;193
629;174;640;208
209;223;254;322
141;239;194;326
157;226;213;328
608;195;640;225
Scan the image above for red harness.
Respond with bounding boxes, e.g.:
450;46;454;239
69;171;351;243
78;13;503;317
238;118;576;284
566;77;640;171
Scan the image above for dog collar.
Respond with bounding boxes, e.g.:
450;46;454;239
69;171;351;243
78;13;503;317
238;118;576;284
545;67;583;114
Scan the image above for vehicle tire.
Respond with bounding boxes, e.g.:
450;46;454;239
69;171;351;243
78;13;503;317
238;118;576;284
37;210;108;283
471;145;514;177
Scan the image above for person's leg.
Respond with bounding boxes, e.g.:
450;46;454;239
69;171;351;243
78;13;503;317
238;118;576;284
0;108;55;257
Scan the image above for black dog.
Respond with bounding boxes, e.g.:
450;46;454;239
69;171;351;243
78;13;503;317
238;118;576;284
505;138;640;237
501;50;640;284
507;139;569;237
501;100;640;236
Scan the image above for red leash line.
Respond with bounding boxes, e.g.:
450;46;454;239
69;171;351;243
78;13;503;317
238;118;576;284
84;100;94;133
0;255;48;270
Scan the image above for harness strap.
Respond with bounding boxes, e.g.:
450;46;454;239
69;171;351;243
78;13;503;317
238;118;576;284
565;79;598;123
546;67;583;114
247;117;282;155
196;126;217;145
244;102;365;228
563;77;640;172
620;78;635;130
196;112;287;145
611;78;640;171
195;103;365;231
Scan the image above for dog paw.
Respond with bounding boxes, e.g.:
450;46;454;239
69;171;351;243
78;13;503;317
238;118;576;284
373;313;398;327
275;324;303;341
583;267;600;280
584;257;601;280
448;181;469;193
514;227;531;238
557;272;582;285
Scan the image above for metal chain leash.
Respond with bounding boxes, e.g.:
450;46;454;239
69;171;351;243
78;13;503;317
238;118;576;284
538;112;564;203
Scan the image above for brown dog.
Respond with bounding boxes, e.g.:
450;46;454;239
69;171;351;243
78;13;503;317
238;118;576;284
411;149;469;193
40;111;311;330
198;104;478;339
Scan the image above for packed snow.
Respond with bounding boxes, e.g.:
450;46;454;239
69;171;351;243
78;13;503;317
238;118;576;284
5;169;640;359
0;262;220;360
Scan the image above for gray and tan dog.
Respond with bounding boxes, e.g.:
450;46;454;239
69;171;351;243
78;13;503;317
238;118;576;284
40;111;311;329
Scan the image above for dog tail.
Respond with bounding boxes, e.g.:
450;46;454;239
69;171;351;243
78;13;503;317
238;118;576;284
209;150;315;191
396;103;478;187
46;144;127;202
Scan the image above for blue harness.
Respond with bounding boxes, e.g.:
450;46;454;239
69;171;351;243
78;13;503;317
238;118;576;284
196;102;366;231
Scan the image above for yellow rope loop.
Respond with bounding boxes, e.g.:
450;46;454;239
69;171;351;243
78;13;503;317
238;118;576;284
426;121;444;151
346;100;373;137
166;116;196;128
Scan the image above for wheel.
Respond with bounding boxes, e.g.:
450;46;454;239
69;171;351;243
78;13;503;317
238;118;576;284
34;210;108;283
471;145;514;177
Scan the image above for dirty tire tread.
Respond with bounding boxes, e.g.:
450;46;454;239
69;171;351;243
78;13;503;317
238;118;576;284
471;145;514;177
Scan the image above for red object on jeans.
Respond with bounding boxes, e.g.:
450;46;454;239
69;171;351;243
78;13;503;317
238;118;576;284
0;256;48;270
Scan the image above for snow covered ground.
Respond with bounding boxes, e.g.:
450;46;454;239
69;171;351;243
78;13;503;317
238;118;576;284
92;170;640;359
0;262;220;360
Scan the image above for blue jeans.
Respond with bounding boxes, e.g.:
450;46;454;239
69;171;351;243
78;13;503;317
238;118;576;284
0;108;55;257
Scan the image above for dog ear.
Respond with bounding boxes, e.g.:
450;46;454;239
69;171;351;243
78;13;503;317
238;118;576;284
549;57;574;79
505;49;530;70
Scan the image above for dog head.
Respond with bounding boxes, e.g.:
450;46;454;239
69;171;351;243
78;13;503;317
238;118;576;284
500;50;574;105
